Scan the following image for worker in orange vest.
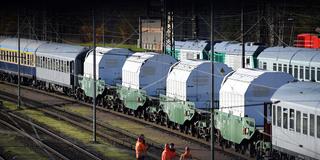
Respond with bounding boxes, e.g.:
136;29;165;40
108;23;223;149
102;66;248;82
161;143;177;160
135;134;147;160
180;146;192;160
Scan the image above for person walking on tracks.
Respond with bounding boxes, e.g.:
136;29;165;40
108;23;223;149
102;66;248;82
180;146;192;160
135;134;148;160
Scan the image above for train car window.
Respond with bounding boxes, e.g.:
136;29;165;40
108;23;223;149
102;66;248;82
283;64;288;73
311;67;315;81
303;113;308;135
58;60;61;72
283;108;288;129
317;115;320;138
70;61;74;73
67;61;69;73
305;67;310;80
299;66;304;80
294;65;298;78
8;52;11;62
277;106;282;127
48;58;51;70
15;52;17;63
273;105;276;126
46;57;49;69
27;54;30;66
64;61;67;73
310;114;315;137
296;111;301;133
246;58;250;65
30;54;32;66
61;61;64;72
273;63;277;71
290;109;295;130
24;53;27;65
278;63;282;72
317;68;320;81
56;60;58;71
9;52;11;62
5;51;8;61
42;56;45;68
12;52;14;62
60;60;63;72
263;62;267;70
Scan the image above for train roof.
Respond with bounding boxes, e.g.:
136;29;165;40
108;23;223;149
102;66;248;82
168;60;232;81
221;68;294;96
173;40;208;51
213;41;265;56
0;38;47;52
123;52;177;74
36;42;88;60
258;47;320;65
271;82;320;108
83;47;133;85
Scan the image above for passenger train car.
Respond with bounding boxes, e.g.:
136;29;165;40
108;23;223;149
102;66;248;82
0;38;46;83
0;38;89;94
166;40;211;60
271;82;320;159
257;47;320;83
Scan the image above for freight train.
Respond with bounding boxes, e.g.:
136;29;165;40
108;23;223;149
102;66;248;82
0;37;319;159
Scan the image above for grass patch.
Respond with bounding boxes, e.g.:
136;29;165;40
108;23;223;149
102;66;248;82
80;42;147;52
64;105;91;117
1;100;133;160
0;133;46;160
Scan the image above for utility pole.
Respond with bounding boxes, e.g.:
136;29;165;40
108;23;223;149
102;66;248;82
17;10;21;109
102;11;105;47
43;10;47;41
241;1;245;68
162;0;174;55
92;9;97;143
210;1;215;160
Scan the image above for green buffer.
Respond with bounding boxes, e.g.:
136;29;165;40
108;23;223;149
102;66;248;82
160;94;196;125
78;76;105;97
116;85;147;110
214;110;255;144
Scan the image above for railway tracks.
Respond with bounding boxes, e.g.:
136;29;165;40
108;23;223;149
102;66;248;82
0;108;103;160
0;81;251;159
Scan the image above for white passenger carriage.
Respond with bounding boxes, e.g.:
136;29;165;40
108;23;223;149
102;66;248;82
35;42;88;93
258;47;320;83
271;82;320;160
